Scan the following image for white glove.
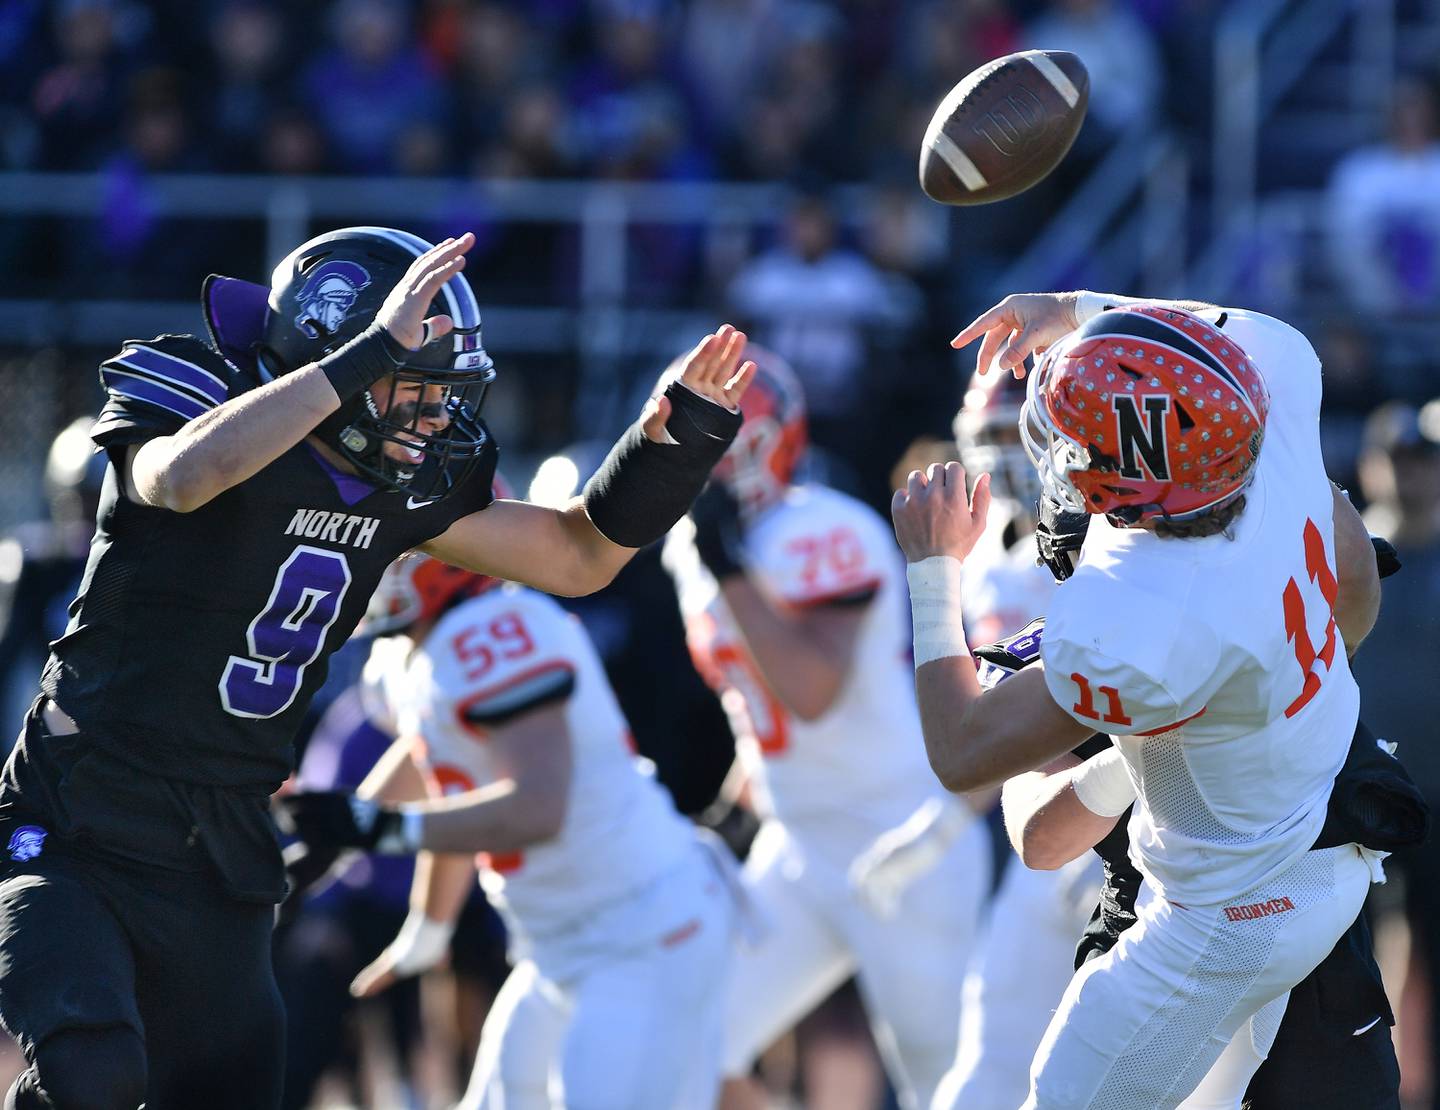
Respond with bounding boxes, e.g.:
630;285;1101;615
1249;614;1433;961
849;798;969;919
387;912;455;977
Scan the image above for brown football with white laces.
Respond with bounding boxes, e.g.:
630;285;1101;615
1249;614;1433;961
919;50;1090;206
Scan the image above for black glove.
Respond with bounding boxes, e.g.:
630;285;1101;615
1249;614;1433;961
275;839;345;926
690;482;746;581
973;615;1046;674
273;791;412;855
1371;535;1402;579
1034;495;1090;582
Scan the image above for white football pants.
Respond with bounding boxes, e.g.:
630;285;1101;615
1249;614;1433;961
723;814;990;1110
1023;843;1372;1109
934;853;1101;1110
460;841;734;1110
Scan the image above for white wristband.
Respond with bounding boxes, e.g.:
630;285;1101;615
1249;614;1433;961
1070;748;1136;817
1074;291;1142;325
389;912;456;977
906;556;968;668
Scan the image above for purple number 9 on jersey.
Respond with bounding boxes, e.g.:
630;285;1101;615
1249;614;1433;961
220;546;353;719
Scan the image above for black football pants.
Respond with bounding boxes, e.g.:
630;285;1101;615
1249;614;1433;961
0;846;284;1109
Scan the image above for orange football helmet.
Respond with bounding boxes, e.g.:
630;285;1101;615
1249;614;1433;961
1020;306;1269;526
710;345;807;514
365;474;514;634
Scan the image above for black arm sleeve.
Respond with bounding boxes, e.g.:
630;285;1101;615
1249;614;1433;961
582;381;743;548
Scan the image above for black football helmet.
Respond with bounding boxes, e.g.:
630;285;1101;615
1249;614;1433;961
258;226;496;503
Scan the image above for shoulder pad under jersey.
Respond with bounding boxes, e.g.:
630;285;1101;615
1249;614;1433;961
100;334;234;424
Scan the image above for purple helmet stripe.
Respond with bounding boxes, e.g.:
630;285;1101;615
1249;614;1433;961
114;346;229;406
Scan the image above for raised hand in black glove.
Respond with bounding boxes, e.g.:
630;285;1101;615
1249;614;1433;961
690;481;747;581
273;791;415;856
1371;535;1402;579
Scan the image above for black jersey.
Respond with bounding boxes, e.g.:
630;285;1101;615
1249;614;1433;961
39;334;497;793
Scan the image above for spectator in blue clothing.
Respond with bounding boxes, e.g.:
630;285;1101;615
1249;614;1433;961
303;0;446;174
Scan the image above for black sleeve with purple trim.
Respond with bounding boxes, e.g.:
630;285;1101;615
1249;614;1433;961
973;616;1046;689
92;334;239;451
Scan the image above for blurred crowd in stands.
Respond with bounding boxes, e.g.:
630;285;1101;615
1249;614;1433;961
5;1;1440;467
4;0;1179;184
0;0;1187;308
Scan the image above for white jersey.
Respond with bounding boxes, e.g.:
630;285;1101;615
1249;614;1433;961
666;484;942;831
364;584;692;936
1041;308;1358;905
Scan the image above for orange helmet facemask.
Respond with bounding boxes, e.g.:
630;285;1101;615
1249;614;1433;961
708;345;807;516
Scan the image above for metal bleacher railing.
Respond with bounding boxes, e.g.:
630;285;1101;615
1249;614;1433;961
1002;0;1406;311
1195;0;1396;303
0;171;805;352
0;0;1398;364
0;171;953;432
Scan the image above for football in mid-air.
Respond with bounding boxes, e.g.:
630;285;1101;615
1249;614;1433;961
919;50;1089;206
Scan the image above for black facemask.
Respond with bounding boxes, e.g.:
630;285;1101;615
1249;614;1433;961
1034;494;1091;582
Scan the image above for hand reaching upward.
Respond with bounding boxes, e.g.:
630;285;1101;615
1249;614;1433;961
642;325;756;443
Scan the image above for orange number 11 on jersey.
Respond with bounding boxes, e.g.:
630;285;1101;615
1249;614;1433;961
1070;673;1132;727
1281;518;1339;718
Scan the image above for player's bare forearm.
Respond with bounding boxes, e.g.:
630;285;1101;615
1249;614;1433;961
718;577;864;720
558;499;635;587
423;498;632;598
356;737;430;804
409;779;557;854
409;850;477;926
1001;755;1119;870
917;663;1095;793
952;293;1222;376
914;652;985;790
129;364;340;512
1330;484;1381;654
408;705;572;854
894;463;1092;788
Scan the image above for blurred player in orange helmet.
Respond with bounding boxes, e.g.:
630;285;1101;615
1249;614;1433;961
708;350;808;518
296;494;741;1108
665;346;990;1109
